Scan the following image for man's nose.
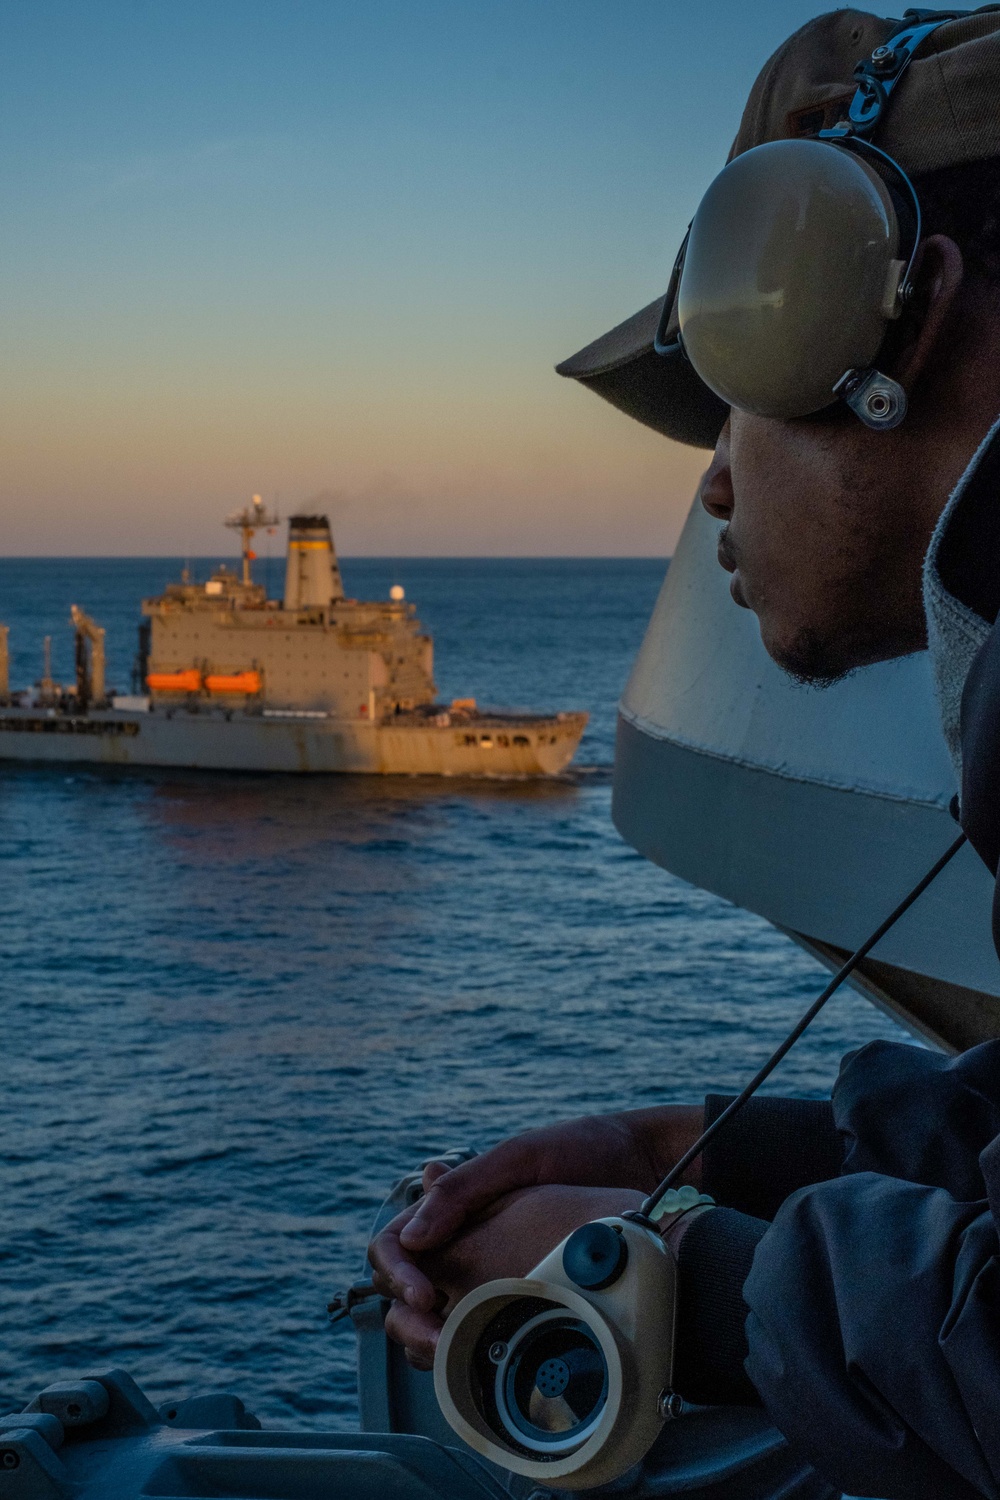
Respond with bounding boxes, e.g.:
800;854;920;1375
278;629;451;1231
699;425;734;521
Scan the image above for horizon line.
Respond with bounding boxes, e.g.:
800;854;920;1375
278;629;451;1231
0;552;672;562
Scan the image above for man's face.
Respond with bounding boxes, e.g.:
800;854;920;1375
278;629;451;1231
700;409;940;682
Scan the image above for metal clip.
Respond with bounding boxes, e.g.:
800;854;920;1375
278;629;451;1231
327;1280;382;1327
838;17;959;136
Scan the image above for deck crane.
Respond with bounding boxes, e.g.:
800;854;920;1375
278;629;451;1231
71;605;106;711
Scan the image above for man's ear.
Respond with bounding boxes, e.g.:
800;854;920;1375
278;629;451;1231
889;234;965;392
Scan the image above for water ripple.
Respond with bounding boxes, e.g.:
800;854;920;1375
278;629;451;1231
0;558;906;1426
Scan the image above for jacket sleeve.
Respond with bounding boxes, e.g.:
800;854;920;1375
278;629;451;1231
834;1038;1000;1197
744;1175;1000;1500
740;1040;1000;1500
669;1097;842;1407
701;1092;843;1218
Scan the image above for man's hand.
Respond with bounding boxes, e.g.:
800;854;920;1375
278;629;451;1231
368;1105;703;1367
376;1181;645;1368
393;1104;700;1259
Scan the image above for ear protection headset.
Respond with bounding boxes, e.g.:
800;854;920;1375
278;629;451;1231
654;11;977;430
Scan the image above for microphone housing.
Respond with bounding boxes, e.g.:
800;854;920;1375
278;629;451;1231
433;1215;678;1490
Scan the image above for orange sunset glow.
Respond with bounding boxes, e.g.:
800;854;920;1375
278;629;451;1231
1;0;846;556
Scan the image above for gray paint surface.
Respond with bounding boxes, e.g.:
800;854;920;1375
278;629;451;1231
614;717;997;996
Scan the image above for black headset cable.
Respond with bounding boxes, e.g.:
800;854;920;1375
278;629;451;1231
637;829;968;1219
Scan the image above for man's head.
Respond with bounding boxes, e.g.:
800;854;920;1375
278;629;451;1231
558;8;1000;681
701;155;1000;681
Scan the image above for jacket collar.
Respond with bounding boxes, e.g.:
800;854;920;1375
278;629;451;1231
922;417;1000;780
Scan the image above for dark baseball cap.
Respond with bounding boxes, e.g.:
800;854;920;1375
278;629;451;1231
556;7;1000;449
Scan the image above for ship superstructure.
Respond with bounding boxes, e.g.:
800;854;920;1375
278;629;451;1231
0;503;587;777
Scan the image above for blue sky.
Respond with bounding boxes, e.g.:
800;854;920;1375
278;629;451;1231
0;1;884;554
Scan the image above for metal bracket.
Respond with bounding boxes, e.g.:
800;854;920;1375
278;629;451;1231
842;16;967;136
833;367;908;429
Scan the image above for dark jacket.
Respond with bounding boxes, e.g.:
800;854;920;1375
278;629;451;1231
678;426;1000;1500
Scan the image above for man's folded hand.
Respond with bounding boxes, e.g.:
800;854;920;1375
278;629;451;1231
370;1179;644;1368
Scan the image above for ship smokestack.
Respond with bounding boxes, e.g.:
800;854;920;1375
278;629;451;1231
283;514;344;609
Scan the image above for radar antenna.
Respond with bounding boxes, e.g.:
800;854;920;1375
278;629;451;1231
224;494;280;586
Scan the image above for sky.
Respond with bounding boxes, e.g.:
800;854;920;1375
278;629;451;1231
1;0;885;556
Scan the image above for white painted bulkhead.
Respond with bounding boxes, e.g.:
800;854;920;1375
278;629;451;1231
613;498;1000;1030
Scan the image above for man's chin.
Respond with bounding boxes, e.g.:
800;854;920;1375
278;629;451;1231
760;624;852;688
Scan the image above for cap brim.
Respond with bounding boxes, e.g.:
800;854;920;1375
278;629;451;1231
556;296;727;450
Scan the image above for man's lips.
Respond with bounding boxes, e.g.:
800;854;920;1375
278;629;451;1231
717;530;749;608
728;572;749;608
716;534;736;574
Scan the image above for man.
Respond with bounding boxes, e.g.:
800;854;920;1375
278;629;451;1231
370;11;1000;1497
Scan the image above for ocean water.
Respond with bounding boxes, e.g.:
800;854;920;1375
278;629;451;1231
0;556;905;1427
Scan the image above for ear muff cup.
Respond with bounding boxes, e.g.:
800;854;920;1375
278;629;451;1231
677;138;905;419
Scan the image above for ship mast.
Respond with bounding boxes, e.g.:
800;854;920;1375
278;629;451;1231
224;494;280;587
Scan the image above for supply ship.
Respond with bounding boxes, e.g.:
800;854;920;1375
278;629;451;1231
0;500;587;776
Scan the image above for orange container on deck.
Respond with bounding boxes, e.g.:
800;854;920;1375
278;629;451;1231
147;669;202;693
205;671;262;695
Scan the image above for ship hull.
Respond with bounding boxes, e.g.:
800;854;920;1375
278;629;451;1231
0;707;587;778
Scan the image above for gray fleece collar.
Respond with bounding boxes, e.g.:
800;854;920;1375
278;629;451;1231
922;415;1000;784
